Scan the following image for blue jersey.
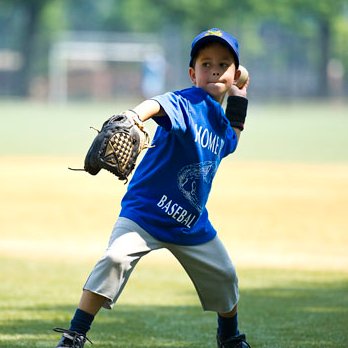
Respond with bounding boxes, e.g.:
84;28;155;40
119;86;238;245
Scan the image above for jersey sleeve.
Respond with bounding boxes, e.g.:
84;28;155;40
151;92;188;133
223;126;239;156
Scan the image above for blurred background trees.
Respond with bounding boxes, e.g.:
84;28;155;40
0;0;347;101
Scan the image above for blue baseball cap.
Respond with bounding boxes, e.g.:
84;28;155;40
189;28;239;68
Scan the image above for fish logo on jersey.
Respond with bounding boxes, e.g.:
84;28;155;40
177;161;218;212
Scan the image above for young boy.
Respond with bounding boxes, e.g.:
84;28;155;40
54;28;251;348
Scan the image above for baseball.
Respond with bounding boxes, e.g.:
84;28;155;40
235;65;249;88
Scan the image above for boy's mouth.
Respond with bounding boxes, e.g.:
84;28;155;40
208;81;225;86
209;77;226;84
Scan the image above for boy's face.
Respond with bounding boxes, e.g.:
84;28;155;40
189;42;238;103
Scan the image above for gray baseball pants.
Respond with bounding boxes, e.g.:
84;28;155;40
84;217;239;313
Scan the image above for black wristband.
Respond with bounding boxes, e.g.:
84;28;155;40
225;96;248;131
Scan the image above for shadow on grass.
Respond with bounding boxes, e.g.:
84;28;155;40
0;304;215;348
1;277;347;347
240;277;348;348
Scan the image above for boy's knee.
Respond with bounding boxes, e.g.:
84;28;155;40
221;265;238;285
104;250;130;270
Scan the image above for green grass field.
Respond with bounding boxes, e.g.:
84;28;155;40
1;257;347;347
0;100;347;347
1;99;348;163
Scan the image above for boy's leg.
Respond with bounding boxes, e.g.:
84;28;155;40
82;218;162;309
168;235;239;313
167;237;251;347
78;289;108;316
54;218;162;346
217;305;239;340
56;290;107;345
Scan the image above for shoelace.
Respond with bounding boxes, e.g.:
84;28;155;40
53;327;93;346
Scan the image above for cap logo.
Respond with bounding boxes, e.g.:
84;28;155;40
204;29;223;37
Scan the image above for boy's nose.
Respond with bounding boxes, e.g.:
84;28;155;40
213;72;220;76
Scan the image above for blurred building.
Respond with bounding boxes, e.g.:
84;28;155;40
48;32;165;102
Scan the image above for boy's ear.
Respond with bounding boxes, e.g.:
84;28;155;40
189;67;196;84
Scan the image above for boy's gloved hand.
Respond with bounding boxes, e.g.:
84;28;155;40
83;111;152;182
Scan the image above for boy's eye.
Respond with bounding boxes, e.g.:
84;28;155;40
202;62;211;67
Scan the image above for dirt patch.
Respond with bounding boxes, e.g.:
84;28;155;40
1;156;347;271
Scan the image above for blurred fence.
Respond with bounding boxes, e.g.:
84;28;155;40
0;27;347;102
48;32;165;102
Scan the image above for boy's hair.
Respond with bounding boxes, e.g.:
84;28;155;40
189;28;239;69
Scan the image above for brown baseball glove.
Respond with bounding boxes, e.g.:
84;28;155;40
82;111;152;182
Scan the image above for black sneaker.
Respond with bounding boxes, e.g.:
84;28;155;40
217;333;251;348
53;328;92;348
